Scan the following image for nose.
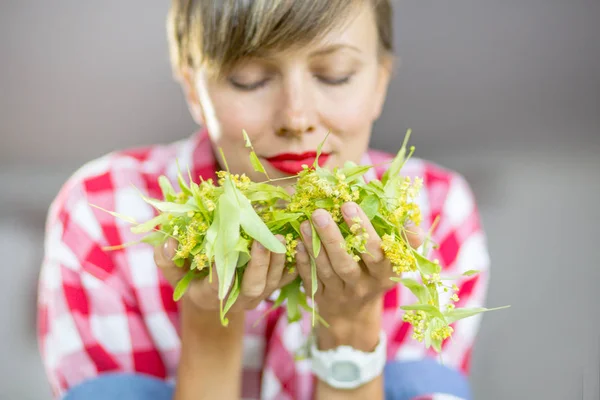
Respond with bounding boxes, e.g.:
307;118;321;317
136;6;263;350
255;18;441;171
276;76;316;137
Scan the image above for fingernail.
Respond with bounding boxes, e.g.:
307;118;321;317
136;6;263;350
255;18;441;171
296;242;305;253
255;241;265;250
162;241;172;260
301;222;312;237
312;209;330;228
343;203;359;217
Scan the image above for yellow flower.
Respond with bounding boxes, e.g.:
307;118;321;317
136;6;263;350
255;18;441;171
285;234;298;263
431;326;453;341
381;234;417;274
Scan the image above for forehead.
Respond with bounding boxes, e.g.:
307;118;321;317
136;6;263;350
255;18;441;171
253;4;379;61
191;1;379;73
315;5;378;50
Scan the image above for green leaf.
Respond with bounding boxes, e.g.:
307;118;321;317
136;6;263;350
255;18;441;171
463;269;480;276
444;306;510;324
424;324;432;349
223;271;242;316
234;190;286;254
215;179;241;300
311;222;321;258
130;213;169;234
400;304;445;320
340;165;372;183
413;249;441;276
314;199;335;209
245;183;291;202
431;337;443;353
89;204;137;224
426;283;440;308
140;195;198;214
360;195;379;219
290;220;302;237
298;292;329;328
235;236;250;269
204;217;219;261
176;163;193;196
286;283;301;323
189;181;204;210
242;129;252;147
382;129;412;186
314;167;337;184
313;132;330;169
234;237;251;254
394;278;428;304
140;231;167;246
364;180;384;196
174;257;185;267
158;176;176;201
310;255;318;326
249;152;268;176
235;237;251;268
173;270;195;301
266;212;304;231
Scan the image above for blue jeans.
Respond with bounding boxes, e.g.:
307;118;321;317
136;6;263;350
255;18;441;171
64;359;471;400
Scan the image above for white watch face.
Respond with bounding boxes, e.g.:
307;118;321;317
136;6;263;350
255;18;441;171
330;360;361;383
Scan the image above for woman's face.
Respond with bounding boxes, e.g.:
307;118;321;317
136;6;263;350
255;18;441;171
186;4;391;184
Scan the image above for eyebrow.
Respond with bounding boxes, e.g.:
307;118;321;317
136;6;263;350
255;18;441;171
310;44;362;57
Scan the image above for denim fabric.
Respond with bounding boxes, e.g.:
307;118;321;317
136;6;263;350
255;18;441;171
64;359;470;400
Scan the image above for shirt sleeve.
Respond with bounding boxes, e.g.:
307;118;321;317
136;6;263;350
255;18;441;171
37;180;167;398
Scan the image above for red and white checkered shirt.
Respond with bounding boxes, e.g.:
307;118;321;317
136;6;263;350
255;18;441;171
37;130;490;399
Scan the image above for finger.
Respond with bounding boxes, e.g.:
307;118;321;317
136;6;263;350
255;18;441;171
404;224;425;249
309;209;361;284
295;241;321;295
153;238;186;288
240;240;270;299
300;218;344;292
341;202;386;275
262;236;287;296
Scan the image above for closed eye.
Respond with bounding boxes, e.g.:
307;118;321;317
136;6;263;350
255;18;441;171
317;75;353;86
228;78;271;91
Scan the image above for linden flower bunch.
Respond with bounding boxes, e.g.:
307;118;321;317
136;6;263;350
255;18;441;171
98;130;507;353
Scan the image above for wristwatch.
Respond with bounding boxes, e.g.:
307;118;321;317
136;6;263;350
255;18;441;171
309;330;387;390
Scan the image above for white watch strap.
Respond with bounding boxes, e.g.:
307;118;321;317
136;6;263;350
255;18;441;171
310;330;387;390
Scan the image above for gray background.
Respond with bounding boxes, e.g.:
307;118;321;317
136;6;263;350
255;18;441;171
1;1;599;399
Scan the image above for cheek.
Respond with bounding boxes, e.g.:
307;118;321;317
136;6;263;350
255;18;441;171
323;93;376;137
211;91;273;145
322;73;380;134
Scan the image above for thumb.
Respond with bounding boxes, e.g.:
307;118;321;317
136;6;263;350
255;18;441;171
404;224;426;249
153;237;186;288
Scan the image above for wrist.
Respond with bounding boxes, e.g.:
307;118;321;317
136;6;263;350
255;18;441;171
316;297;382;351
176;298;245;400
182;297;245;338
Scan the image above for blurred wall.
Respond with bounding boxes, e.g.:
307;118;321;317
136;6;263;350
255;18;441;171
1;1;599;399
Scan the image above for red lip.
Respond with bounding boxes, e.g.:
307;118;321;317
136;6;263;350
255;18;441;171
265;151;330;174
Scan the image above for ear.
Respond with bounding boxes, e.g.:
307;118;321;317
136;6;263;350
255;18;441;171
179;66;206;126
371;55;394;121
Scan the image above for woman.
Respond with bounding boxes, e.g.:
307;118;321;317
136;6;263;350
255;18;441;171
37;1;489;399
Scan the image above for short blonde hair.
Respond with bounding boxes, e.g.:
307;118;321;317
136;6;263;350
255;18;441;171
167;0;393;78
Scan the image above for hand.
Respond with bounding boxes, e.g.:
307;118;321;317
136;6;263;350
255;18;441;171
154;235;298;314
295;202;424;322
